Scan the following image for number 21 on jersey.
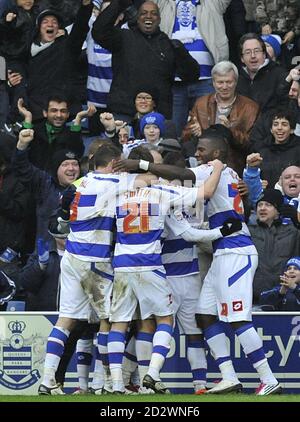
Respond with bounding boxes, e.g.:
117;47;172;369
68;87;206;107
123;201;150;233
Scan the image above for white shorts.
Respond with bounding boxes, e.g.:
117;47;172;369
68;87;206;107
168;274;202;335
59;251;114;320
196;254;258;323
110;270;174;322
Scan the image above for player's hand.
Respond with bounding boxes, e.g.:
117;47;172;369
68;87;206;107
237;179;249;197
112;159;139;173
58;185;76;220
220;218;242;237
208;159;225;173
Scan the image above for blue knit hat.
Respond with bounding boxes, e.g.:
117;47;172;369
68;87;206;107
140;112;165;136
285;257;300;271
261;34;282;58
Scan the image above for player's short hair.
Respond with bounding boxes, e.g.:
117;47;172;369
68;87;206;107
94;144;121;167
198;127;229;161
88;138;114;157
163;151;186;168
128;146;154;173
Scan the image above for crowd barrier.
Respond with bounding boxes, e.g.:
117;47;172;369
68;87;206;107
0;312;299;395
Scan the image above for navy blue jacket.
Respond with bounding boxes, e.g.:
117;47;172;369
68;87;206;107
260;285;300;311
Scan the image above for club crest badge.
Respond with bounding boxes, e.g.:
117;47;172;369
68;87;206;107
0;320;48;391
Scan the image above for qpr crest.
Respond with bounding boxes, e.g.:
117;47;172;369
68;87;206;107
0;321;41;390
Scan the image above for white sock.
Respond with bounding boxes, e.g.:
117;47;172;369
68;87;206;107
91;347;104;390
43;326;70;387
76;338;93;391
107;330;126;392
204;322;239;383
235;323;277;385
97;331;110;388
148;324;172;381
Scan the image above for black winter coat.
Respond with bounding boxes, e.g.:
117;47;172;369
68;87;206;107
237;60;288;113
18;240;61;311
249;220;300;304
0;168;30;254
92;0;199;119
253;134;300;188
11;149;67;241
27;121;84;171
260;285;300;311
0;2;39;61
27;4;91;121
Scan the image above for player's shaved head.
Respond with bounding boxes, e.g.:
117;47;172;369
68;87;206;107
197;133;229;162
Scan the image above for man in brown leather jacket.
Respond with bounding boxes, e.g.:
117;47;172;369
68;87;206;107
182;60;259;176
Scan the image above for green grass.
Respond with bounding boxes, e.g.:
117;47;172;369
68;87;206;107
0;394;299;402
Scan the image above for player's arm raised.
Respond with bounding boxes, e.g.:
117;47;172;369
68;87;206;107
202;159;224;199
113;159;196;184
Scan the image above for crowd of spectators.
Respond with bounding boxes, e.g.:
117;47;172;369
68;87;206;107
0;0;299;313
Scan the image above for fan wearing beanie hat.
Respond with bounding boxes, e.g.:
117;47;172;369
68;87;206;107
261;34;282;60
35;9;64;44
140;112;166;144
256;188;283;210
134;86;159;116
259;255;300;311
256;188;284;226
51;149;80;187
123;112;166;158
285;256;300;272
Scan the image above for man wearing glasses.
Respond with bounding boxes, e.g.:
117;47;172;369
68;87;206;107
237;33;288;113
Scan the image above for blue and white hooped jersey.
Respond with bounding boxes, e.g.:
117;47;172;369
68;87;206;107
86;15;112;108
66;172;136;262
113;185;199;272
172;0;214;80
191;165;258;256
161;229;199;278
